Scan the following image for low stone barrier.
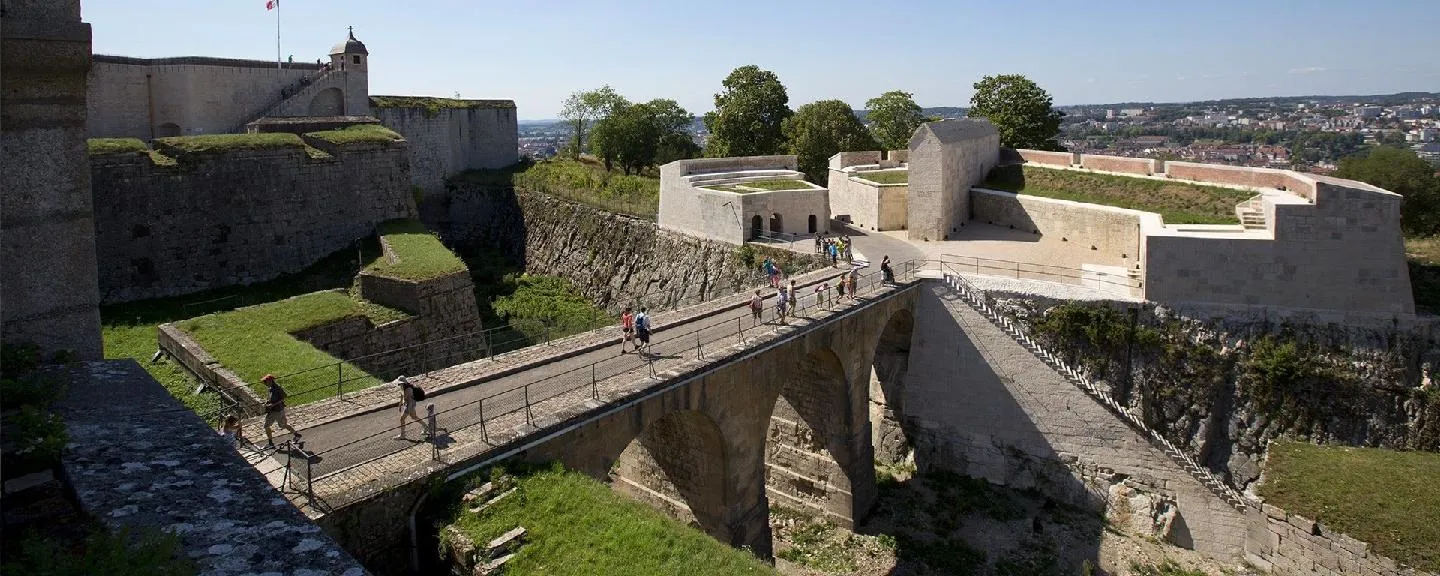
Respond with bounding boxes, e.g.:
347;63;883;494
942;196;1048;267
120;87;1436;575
1247;502;1433;576
1016;149;1076;166
1080;154;1159;175
157;323;265;416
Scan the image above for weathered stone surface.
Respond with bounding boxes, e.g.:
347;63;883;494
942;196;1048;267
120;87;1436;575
1247;500;1428;576
58;360;367;576
374;105;517;193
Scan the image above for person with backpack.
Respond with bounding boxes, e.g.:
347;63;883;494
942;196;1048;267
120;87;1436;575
395;375;428;440
881;255;895;285
749;289;764;325
261;374;301;449
775;285;789;325
634;307;652;354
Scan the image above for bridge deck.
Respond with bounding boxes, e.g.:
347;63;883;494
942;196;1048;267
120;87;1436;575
246;262;920;513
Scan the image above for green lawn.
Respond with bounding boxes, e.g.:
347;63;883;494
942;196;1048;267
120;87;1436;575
154;132;304;154
1405;236;1440;315
87;137;148;156
855;170;908;185
1259;441;1440;572
981;164;1252;224
370;95;516;117
738;179;812;191
304;124;404;145
176;291;407;406
446;464;775;576
454;158;660;219
365;219;468;281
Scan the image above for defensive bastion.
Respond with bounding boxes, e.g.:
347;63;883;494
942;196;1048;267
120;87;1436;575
658;155;831;244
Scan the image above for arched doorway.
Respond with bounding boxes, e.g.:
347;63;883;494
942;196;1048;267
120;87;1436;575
769;213;783;235
750;215;763;240
764;348;860;524
870;311;915;465
611;410;729;541
807;214;818;234
308;87;344;116
156;122;181;137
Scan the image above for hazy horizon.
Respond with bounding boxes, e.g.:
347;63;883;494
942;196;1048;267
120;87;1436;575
85;0;1440;119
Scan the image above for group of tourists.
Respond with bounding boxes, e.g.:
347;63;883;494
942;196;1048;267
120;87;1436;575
223;371;436;451
815;233;853;267
619;305;653;354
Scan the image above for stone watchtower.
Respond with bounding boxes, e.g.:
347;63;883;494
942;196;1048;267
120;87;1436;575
328;27;370;115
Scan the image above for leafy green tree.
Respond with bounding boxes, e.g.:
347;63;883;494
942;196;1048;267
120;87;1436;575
646;99;701;165
865;90;927;150
967;74;1065;150
558;85;627;157
703;65;792;157
591;103;658;175
1335;146;1440;236
782;100;879;185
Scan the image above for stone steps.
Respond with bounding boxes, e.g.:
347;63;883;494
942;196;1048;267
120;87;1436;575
938;273;1252;513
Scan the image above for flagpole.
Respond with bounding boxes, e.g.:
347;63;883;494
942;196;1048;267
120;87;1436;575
275;0;281;69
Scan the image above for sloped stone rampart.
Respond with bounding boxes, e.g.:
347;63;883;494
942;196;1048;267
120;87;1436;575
1247;503;1435;576
91;141;415;303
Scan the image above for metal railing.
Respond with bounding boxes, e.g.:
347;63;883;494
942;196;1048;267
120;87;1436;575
938;253;1141;290
297;261;920;493
938;265;1251;511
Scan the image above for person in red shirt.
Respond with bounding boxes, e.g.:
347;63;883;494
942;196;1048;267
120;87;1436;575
620;305;636;354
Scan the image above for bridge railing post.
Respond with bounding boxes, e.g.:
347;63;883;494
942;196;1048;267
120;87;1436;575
427;404;438;461
737;317;743;344
335;363;342;398
523;385;533;425
479;398;488;443
696;331;703;360
591;363;598;400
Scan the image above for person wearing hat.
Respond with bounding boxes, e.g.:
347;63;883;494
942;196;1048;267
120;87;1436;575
395;375;426;440
261;374;300;449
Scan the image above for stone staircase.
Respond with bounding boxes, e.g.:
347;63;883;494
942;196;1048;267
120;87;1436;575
939;271;1253;512
1236;195;1267;230
229;68;336;133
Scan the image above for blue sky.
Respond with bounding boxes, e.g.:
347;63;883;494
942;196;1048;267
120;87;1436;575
85;0;1440;120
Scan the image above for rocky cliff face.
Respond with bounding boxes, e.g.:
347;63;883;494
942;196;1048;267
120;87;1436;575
982;292;1440;494
421;182;826;315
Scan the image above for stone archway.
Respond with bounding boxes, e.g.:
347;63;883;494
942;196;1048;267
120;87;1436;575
764;347;860;524
750;215;763;240
611;409;729;541
770;213;783;235
308;87;344;116
870;311;915;464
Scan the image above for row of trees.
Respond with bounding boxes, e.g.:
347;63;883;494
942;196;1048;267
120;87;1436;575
557;66;1064;183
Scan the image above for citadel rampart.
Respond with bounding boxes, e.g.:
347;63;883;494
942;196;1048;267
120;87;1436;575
971;188;1146;273
1007;150;1413;315
658;155;830;244
372;98;520;193
90;136;415;302
827;150;910;231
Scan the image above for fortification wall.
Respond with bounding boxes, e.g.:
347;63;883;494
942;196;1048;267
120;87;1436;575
1247;504;1433;576
658;155;806;244
971;188;1144;267
1017;149;1076;167
91;141;415;303
374;103;519;193
907;121;999;241
86;58;339;139
828;172;908;231
1080;154;1161;175
1145;175;1411;314
2;0;104;359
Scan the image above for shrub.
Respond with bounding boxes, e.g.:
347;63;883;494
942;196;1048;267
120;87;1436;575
2;526;195;576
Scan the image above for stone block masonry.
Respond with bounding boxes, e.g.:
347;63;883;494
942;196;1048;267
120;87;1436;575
374;101;519;194
1080;154;1160;175
1;0;104;358
971;188;1145;270
90;139;415;303
1246;503;1434;576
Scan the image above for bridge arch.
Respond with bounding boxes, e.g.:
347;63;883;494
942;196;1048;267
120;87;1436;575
611;409;729;542
870;310;915;464
764;346;860;523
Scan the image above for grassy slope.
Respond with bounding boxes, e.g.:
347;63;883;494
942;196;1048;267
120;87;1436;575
304;124;404;145
101;237;385;417
1259;441;1440;572
856;170;908;185
1405;236;1440;314
155;132;303;154
175;291;406;405
455;158;660;219
87;138;148;155
448;466;774;576
982;164;1252;224
365;219;468;281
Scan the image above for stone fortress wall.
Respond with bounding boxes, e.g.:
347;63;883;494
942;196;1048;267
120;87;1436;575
90;137;415;303
1008;149;1414;315
907;119;1001;241
827;150;910;231
372;100;520;193
659;155;830;244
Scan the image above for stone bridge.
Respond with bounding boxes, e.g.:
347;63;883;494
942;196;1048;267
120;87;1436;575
250;263;1249;575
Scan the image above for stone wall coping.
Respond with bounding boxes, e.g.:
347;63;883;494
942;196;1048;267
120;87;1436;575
157;323;266;415
1252;496;1434;576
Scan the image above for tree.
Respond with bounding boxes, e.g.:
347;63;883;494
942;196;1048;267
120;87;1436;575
967;74;1065;150
1335;146;1440;236
590;99;701;174
782;100;879;185
646;99;701;165
558;85;627;157
865;90;927;150
702;65;792;157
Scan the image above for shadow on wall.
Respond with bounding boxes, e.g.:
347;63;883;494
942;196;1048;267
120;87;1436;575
971;164;1042;241
419;165;530;270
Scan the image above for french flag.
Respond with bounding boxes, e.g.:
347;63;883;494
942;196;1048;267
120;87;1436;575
266;0;277;10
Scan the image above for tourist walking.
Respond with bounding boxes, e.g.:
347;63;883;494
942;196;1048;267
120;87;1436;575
847;268;859;300
814;233;823;254
880;255;895;285
394;375;428;441
815;282;829;309
219;414;245;448
749;289;764;325
775;285;789;325
620;305;636;354
787;279;798;311
835;276;845;300
634;307;652;354
828;241;838;267
261;374;301;449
